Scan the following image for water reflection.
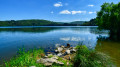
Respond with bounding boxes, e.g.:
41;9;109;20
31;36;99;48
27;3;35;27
0;26;119;66
95;39;120;67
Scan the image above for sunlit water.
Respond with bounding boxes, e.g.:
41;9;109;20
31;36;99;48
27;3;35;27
0;26;119;66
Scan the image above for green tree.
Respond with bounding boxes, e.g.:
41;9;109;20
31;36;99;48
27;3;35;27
96;2;120;40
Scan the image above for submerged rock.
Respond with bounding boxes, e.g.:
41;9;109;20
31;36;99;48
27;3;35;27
57;47;63;52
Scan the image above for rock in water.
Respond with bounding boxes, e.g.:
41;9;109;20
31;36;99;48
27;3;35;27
57;47;63;52
67;43;70;48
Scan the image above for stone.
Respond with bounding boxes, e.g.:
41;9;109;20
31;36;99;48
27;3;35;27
44;62;52;66
52;56;58;60
57;47;63;52
67;43;70;48
37;57;64;66
67;62;70;65
63;55;71;60
36;58;47;63
44;56;48;58
55;50;59;53
29;66;36;67
37;58;57;63
66;50;71;54
61;45;65;48
70;47;73;49
36;59;41;63
70;48;76;53
61;49;66;54
47;52;52;54
47;54;53;56
56;61;64;65
57;53;62;56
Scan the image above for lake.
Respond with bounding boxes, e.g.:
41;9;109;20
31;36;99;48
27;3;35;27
0;26;120;66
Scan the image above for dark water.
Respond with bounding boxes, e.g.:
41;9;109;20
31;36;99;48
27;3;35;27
0;26;119;66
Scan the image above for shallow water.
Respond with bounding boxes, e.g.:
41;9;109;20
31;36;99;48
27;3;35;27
0;26;119;66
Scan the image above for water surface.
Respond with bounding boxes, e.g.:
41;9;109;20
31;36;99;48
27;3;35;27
0;26;119;66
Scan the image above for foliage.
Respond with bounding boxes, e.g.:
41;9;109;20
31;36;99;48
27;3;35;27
96;2;120;39
74;45;112;67
4;48;45;67
1;45;112;67
0;19;97;26
82;18;97;26
0;19;61;26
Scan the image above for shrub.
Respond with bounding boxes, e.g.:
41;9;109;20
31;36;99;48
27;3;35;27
74;45;112;67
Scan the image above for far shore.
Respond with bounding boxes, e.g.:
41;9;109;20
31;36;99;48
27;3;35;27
0;26;98;28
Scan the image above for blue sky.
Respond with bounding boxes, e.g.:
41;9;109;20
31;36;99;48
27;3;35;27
0;0;120;22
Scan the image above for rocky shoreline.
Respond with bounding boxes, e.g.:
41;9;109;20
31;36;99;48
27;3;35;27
36;43;76;66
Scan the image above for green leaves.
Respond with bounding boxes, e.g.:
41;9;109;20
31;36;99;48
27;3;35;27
97;2;120;39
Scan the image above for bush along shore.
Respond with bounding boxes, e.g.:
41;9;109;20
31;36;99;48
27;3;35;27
3;44;113;67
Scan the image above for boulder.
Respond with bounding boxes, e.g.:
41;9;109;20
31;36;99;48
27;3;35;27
61;45;65;48
70;48;76;53
57;47;63;52
36;57;64;66
44;62;52;66
44;56;48;58
56;61;64;65
66;50;71;54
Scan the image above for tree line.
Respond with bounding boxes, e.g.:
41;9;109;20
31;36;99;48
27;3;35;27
0;19;97;26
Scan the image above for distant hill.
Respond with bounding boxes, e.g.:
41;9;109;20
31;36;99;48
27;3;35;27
0;19;97;26
70;21;87;25
0;19;62;26
81;18;97;26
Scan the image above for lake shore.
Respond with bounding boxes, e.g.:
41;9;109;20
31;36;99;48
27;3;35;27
2;44;112;67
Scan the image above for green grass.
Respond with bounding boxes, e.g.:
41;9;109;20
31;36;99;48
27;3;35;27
4;48;45;67
48;54;54;58
1;45;112;67
74;45;112;67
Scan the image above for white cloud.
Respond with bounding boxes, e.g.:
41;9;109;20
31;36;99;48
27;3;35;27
59;10;71;14
71;11;86;15
88;5;94;7
88;11;96;14
54;2;63;7
59;10;86;15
